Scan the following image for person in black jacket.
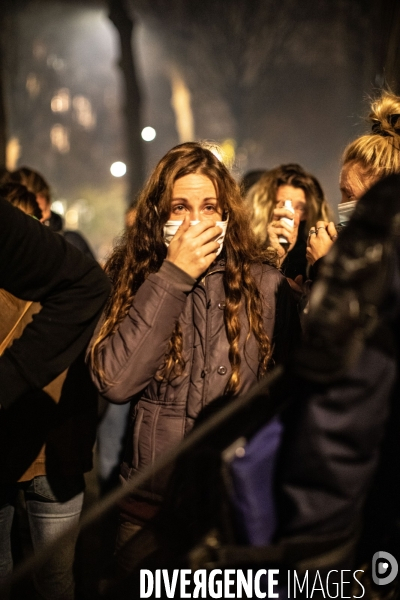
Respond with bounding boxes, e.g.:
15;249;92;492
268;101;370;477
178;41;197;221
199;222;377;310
0;197;110;409
9;166;96;260
0;197;110;598
276;174;400;597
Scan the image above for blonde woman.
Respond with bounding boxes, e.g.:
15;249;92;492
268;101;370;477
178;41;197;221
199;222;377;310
307;90;400;265
246;164;331;281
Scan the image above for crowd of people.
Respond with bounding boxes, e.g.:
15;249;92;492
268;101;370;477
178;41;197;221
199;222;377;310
0;89;400;599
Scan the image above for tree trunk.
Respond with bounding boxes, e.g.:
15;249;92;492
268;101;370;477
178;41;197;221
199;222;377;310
369;0;400;93
0;6;8;170
109;0;145;206
383;0;400;93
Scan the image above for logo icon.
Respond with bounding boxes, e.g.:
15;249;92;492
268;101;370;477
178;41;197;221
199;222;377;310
372;551;398;586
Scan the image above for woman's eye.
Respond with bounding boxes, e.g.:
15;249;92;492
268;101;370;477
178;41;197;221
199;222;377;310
204;205;216;212
172;205;186;213
342;189;355;202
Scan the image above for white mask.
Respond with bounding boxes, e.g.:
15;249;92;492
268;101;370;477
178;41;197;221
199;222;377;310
163;217;229;257
337;200;357;226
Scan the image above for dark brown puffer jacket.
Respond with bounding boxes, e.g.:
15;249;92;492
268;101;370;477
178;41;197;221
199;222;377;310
89;258;300;518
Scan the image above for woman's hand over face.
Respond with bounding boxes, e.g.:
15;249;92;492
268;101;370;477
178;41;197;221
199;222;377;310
166;215;222;279
268;207;300;266
306;221;338;265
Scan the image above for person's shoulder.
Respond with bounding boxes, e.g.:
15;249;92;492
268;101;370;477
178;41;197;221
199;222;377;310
64;230;96;259
251;262;288;291
251;261;285;283
0;196;18;220
49;211;63;232
64;230;87;246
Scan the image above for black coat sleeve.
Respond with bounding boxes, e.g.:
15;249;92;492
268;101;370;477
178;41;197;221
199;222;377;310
271;275;302;366
276;336;397;540
0;199;111;409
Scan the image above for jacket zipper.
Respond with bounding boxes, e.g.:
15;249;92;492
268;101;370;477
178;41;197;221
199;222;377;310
201;276;210;409
200;266;225;408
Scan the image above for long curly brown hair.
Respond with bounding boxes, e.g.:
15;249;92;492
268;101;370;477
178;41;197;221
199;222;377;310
90;142;276;396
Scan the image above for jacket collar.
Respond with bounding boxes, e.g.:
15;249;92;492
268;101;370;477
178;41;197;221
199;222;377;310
198;257;226;286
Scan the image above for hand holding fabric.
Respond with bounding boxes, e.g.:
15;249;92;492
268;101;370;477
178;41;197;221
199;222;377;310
267;207;300;266
166;215;222;278
306;221;338;265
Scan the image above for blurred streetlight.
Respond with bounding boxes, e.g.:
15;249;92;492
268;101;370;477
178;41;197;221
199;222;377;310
110;161;127;177
141;126;156;141
51;200;65;215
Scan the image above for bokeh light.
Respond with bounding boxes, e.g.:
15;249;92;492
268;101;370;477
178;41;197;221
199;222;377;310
110;161;127;177
141;126;156;141
51;200;65;215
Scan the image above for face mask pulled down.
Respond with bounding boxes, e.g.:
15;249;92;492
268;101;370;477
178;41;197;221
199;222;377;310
163;218;229;257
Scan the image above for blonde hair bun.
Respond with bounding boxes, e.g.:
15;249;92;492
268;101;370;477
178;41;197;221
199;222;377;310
342;90;400;182
369;91;400;138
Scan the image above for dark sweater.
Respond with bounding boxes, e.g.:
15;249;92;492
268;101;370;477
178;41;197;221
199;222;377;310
281;220;308;280
0;198;110;409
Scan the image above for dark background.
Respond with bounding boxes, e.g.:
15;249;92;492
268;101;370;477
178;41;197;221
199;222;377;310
0;0;399;258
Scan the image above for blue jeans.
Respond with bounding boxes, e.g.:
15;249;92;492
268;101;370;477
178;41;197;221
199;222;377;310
0;475;84;600
97;402;130;489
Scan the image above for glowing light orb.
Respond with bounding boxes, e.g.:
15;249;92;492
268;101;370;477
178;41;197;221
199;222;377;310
110;161;127;177
141;126;156;141
51;200;65;215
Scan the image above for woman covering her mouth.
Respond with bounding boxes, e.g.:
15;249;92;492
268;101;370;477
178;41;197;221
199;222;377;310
88;141;300;571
